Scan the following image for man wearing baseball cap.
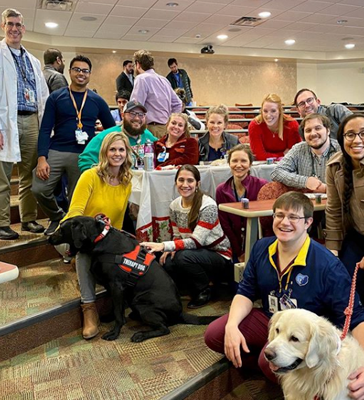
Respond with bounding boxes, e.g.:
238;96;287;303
78;100;157;172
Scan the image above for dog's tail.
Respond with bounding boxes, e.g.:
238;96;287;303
179;313;219;325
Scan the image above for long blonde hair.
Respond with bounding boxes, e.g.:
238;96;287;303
96;132;133;185
255;94;293;140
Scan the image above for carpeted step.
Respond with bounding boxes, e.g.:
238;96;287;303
0;257;112;361
10;196;47;225
0;220;59;266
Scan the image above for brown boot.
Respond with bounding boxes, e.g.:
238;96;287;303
81;303;100;339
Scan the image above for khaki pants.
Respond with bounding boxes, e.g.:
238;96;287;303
147;123;167;139
0;113;39;227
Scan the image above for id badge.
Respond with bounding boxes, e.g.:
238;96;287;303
24;88;35;104
75;129;89;145
268;294;279;314
157;151;169;162
279;294;297;310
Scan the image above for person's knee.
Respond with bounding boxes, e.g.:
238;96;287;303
204;317;226;354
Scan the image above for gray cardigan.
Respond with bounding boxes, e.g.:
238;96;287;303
198;131;238;161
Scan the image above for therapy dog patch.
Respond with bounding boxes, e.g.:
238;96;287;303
119;245;155;278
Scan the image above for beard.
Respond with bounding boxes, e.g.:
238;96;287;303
123;118;146;137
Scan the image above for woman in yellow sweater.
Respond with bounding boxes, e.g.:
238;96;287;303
65;131;133;339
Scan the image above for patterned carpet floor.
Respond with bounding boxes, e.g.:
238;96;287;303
0;259;85;326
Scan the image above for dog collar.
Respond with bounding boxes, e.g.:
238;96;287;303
94;224;110;243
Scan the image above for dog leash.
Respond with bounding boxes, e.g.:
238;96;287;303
313;262;360;400
341;262;360;340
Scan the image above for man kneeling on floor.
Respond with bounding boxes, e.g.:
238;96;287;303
204;192;364;398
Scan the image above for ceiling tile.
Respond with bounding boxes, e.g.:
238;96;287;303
134;18;169;28
174;12;211;23
111;5;148;18
261;0;307;10
276;10;312;22
142;9;180;20
116;0;155;6
75;2;114;14
216;5;257;17
291;1;333;13
186;2;227;13
103;15;139;25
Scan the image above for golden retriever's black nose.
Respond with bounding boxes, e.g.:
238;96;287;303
264;348;276;361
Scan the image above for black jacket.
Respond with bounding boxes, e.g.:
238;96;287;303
116;71;134;93
166;69;193;103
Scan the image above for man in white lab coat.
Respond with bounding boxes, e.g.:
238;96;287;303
0;8;48;240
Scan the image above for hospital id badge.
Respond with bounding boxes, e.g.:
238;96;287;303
75;129;89;145
157;151;169;162
268;294;279;314
279;294;297;310
24;88;35;104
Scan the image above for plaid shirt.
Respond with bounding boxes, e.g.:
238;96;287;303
10;46;37;112
271;139;340;188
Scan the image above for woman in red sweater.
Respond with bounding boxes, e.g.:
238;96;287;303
248;93;301;161
154;113;199;168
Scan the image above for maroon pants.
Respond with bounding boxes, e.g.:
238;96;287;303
204;308;277;382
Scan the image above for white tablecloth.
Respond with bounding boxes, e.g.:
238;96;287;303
130;164;274;242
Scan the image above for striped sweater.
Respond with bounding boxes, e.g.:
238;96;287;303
163;195;232;260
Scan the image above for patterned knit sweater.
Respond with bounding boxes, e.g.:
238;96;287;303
163;195;232;260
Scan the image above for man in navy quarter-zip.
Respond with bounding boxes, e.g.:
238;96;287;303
31;55;115;236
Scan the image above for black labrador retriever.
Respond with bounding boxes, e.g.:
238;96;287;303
49;216;215;342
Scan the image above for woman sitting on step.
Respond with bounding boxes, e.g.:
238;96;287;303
62;131;133;339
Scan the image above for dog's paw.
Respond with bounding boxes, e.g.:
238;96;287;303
131;332;147;343
101;330;119;341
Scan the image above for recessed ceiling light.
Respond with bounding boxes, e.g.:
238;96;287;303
166;2;178;6
274;58;279;62
195;34;201;38
285;39;295;45
345;43;355;49
138;29;149;34
112;50;117;54
45;22;58;28
337;19;348;25
81;16;97;21
259;11;271;18
217;34;228;40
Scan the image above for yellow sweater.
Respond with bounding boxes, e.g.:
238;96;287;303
65;168;132;229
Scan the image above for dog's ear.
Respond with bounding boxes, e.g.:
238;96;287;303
305;319;337;369
71;220;88;248
268;311;283;342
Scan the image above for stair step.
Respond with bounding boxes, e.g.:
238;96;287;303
0;307;225;399
0;220;58;266
10;196;48;225
0;257;112;361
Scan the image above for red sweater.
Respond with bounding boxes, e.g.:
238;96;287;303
248;118;301;161
154;134;199;167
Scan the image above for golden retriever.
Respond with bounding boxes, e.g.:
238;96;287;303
265;308;364;400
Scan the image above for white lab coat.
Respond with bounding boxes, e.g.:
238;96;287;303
0;38;49;162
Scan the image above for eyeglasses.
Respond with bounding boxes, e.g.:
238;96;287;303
5;21;23;29
71;67;91;74
297;97;315;109
272;213;306;223
127;111;146;119
343;131;364;141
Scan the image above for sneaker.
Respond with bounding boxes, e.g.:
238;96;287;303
21;221;45;233
0;226;19;240
44;220;61;236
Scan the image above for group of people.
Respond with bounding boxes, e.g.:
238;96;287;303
1;6;364;398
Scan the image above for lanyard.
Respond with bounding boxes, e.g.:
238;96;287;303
9;46;28;83
69;87;88;130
